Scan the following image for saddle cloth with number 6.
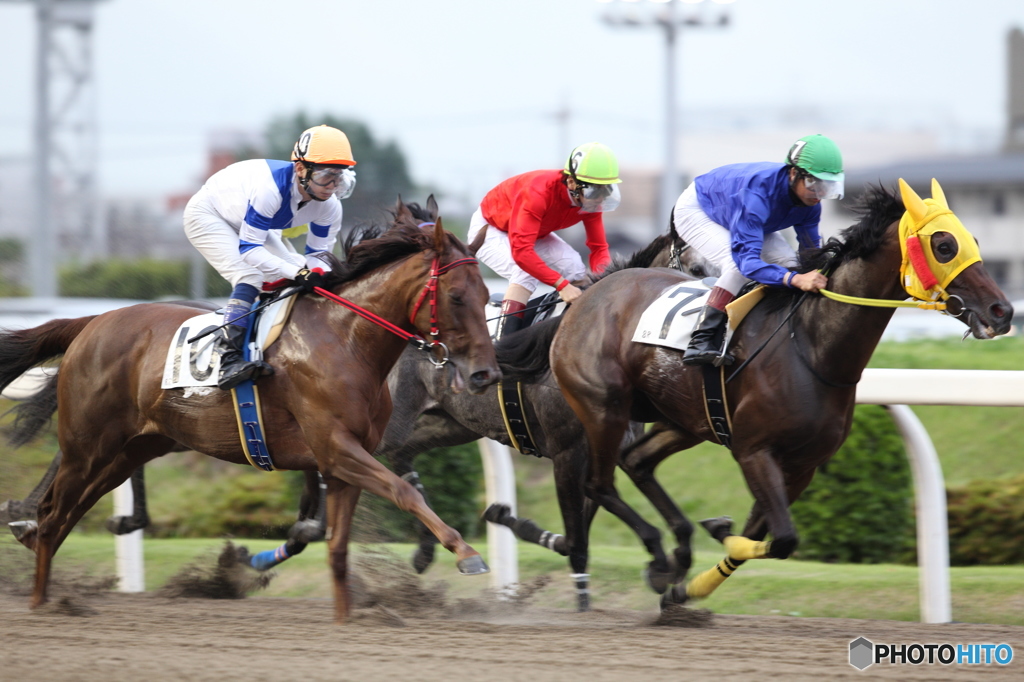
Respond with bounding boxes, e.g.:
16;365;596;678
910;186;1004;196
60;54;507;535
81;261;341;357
631;280;766;352
160;295;296;390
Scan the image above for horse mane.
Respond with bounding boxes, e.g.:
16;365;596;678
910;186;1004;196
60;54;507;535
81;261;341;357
321;202;469;288
760;184;905;311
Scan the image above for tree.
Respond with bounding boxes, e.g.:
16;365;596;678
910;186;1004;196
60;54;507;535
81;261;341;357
261;112;416;228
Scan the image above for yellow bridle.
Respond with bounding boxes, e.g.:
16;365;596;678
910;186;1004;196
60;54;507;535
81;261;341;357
819;178;981;311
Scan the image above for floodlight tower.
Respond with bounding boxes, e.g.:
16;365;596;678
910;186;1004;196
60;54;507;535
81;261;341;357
599;0;731;222
3;0;106;298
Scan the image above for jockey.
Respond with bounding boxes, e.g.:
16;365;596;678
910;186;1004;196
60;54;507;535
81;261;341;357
183;124;357;389
467;142;622;340
672;134;844;366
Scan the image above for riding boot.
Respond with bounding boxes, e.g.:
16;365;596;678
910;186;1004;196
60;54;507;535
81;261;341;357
493;299;527;342
683;288;736;366
215;323;273;390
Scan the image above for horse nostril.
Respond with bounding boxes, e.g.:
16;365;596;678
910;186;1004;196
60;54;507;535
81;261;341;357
991;303;1010;320
470;370;491;386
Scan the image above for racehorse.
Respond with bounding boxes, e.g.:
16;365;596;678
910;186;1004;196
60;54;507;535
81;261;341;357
372;229;715;610
2;224;717;588
497;180;1013;605
0;199;500;623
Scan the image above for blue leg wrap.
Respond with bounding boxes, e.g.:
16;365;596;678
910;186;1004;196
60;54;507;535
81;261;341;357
249;543;291;571
224;283;260;327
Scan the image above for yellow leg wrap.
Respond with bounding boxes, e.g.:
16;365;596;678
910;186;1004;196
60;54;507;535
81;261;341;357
723;534;771;560
685;556;741;599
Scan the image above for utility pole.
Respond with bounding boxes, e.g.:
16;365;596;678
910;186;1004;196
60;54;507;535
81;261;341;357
3;0;107;298
600;0;731;224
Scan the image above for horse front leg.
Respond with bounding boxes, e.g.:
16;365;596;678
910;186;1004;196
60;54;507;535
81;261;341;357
323;476;361;624
105;466;149;535
321;430;487;577
245;471;326;572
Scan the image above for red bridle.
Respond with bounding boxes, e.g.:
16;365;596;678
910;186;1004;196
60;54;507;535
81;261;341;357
312;242;478;367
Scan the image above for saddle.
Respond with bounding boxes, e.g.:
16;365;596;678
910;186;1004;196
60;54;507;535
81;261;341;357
489;291;564;458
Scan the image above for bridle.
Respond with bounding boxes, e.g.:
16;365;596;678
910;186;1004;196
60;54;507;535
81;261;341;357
667;240;691;273
313;222;478;369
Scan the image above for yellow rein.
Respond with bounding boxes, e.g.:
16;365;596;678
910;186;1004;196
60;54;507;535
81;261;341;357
818;287;947;311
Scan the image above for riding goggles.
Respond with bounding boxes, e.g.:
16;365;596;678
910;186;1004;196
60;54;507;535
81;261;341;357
577;182;621;213
802;175;844;200
309;166;357;200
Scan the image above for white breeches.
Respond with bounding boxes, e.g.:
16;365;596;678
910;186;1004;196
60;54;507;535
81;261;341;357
672;183;797;295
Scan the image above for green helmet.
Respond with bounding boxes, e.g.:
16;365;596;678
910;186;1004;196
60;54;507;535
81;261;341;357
785;134;844;182
564;142;622;185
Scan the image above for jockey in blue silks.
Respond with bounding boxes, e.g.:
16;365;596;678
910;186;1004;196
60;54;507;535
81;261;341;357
671;134;845;365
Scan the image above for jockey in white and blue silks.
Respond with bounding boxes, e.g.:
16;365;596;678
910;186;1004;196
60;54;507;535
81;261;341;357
183;125;357;389
672;134;845;366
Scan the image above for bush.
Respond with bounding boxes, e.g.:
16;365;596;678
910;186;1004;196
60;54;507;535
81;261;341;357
790;405;914;563
946;474;1024;565
59;259;231;300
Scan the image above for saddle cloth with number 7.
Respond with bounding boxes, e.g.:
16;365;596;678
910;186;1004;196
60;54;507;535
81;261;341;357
631;279;766;352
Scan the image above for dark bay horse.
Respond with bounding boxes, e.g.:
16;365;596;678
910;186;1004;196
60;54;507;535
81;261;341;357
499;181;1013;606
0;199;500;622
371;230;715;610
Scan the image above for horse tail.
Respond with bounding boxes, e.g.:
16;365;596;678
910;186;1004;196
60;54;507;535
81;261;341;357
0;316;96;394
5;369;59;447
494;316;564;381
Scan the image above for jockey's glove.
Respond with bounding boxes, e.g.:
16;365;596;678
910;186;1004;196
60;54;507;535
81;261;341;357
293;267;326;293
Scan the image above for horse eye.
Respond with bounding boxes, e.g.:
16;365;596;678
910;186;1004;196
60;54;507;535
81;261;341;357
448;291;465;305
933;233;958;264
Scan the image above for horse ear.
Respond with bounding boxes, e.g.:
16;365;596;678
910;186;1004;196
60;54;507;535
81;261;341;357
394;195;412;222
898;178;929;223
426;194;440;221
433;216;448;255
930;178;949;209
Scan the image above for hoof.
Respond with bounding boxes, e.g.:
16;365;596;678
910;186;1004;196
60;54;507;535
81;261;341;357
411;544;436;574
105;515;146;535
0;499;29;524
9;519;37;542
659;584;690;610
643;558;676;595
483;503;514;526
288;519;325;544
699;516;734;543
456;554;489;576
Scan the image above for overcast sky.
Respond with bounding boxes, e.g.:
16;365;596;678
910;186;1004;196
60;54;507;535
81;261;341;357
1;0;1023;204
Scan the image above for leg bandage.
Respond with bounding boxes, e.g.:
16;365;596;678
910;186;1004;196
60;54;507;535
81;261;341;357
723;534;771;560
685;556;743;599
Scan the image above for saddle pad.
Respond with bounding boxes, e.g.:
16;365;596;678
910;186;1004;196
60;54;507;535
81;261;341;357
631;282;711;351
631;282;768;352
160;294;298;390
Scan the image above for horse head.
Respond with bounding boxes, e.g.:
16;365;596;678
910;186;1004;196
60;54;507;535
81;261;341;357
396;195;501;394
898;178;1013;338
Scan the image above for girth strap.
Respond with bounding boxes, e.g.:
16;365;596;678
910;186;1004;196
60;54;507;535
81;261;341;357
702;364;733;450
497;380;541;457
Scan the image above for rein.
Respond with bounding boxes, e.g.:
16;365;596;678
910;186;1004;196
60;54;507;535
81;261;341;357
313;229;478;368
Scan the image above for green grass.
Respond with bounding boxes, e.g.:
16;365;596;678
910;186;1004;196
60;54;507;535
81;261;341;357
6;535;1022;626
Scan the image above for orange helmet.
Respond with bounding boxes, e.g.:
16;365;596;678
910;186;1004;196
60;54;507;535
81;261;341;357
291;125;356;166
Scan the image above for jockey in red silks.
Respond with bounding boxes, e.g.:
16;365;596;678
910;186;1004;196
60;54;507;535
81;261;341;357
467;142;623;340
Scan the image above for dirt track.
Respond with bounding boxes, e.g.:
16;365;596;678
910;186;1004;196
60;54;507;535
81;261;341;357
2;588;1022;681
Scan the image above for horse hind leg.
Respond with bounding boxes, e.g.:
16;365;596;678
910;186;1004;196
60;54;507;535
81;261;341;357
29;453;142;607
244;471;327;572
1;450;62;526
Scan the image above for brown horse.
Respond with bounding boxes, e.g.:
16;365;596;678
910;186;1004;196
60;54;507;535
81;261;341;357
0;199;500;622
497;182;1013;604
